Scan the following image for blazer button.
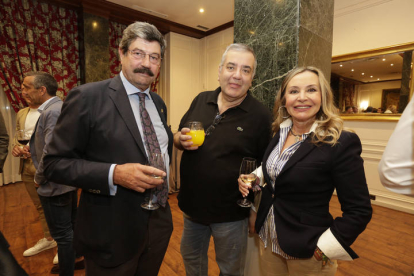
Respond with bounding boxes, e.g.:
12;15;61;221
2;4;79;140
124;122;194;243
272;194;274;198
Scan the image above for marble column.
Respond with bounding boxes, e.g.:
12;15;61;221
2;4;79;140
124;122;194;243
398;50;412;112
83;13;110;83
234;0;334;110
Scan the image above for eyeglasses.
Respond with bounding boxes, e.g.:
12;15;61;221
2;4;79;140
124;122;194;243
205;113;225;136
128;50;161;65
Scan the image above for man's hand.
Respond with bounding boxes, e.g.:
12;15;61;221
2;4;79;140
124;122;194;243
12;145;31;159
174;128;199;151
113;163;166;193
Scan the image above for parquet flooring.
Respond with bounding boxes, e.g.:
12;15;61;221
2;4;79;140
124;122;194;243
1;182;413;275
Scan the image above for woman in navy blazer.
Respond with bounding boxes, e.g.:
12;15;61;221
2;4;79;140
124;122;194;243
239;66;372;275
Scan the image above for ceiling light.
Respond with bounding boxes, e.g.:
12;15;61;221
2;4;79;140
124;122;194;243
377;78;380;80
382;58;386;61
361;73;365;75
391;64;394;66
370;76;373;78
92;21;97;28
351;69;354;72
199;8;204;13
339;64;343;67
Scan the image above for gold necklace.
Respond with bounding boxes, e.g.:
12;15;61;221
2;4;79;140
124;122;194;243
290;129;302;143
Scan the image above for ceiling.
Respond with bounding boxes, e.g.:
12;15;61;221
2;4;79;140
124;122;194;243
106;0;387;32
106;0;234;32
332;52;404;83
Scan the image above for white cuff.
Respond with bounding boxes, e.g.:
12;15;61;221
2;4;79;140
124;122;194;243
317;228;353;261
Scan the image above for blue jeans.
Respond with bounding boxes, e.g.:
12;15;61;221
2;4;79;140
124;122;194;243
180;216;248;276
39;191;77;276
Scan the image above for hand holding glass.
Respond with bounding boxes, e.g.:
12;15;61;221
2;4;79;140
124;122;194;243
187;121;205;147
141;152;166;210
15;130;32;158
237;157;257;208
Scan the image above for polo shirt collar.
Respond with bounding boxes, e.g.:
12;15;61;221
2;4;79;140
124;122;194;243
208;86;253;113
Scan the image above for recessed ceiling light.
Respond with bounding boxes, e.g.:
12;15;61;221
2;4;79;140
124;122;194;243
339;64;343;67
199;8;204;13
361;73;365;75
351;69;354;72
391;64;394;66
370;76;373;78
377;78;380;80
382;58;386;61
93;21;97;27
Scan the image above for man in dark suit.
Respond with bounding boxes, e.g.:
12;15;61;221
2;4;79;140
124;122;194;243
43;22;173;276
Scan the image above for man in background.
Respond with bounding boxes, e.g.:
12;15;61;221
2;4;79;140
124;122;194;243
26;71;80;275
174;43;272;276
12;74;56;262
378;96;414;276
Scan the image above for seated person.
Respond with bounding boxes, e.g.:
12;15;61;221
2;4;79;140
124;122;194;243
377;107;383;113
364;106;373;113
344;106;353;114
384;105;397;113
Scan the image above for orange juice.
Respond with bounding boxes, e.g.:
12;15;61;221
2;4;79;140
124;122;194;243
189;130;205;146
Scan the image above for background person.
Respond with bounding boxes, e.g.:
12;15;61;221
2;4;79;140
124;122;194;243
12;77;56;262
174;43;272;276
42;22;173;276
239;66;372;276
26;71;80;276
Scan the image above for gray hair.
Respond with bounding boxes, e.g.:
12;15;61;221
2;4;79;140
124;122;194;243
219;43;257;77
25;71;58;96
119;21;167;59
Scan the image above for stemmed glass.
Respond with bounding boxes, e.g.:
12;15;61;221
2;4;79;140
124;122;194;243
237;157;257;208
188;121;205;146
15;129;32;158
141;152;166;210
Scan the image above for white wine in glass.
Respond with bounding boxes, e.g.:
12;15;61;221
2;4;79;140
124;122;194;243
237;157;257;208
141;152;166;210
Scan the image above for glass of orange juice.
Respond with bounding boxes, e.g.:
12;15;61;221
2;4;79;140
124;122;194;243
188;121;205;146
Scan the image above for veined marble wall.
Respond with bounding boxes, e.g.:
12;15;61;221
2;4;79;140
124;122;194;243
234;0;334;110
84;13;110;83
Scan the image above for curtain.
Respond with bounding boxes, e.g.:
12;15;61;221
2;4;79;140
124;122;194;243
0;0;80;113
109;20;161;92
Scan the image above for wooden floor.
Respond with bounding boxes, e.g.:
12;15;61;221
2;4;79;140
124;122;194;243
1;181;414;276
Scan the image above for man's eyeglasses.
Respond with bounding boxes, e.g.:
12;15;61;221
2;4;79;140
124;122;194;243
128;50;161;65
205;113;225;136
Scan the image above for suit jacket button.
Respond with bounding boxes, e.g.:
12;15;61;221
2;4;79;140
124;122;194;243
272;194;274;198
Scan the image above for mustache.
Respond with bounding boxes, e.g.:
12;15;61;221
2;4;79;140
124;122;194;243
133;67;154;77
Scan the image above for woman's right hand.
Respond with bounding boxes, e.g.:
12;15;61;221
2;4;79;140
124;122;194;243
238;175;250;197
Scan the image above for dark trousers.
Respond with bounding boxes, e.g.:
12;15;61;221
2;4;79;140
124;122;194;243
85;203;173;276
39;191;78;276
0;231;28;276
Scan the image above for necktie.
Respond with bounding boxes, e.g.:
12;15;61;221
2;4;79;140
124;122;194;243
137;93;168;207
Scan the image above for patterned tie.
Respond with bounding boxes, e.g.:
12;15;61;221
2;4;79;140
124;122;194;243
137;92;168;207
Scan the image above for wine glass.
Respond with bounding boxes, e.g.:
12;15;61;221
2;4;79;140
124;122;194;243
188;121;205;146
141;152;166;210
15;129;32;158
237;157;257;208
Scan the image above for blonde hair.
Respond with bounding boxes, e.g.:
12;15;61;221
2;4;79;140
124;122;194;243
272;66;345;145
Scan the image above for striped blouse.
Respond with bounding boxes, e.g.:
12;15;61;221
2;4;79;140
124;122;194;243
258;118;317;259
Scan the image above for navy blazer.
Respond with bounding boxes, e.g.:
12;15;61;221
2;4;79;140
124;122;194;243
255;130;372;259
43;75;173;267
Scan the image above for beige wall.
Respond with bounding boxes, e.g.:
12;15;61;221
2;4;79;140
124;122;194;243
356;80;401;110
333;0;414;56
164;28;234;132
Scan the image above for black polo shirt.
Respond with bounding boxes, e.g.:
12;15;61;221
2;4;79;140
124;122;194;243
177;87;272;224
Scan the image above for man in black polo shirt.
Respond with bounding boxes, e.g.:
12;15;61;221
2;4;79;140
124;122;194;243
174;43;272;276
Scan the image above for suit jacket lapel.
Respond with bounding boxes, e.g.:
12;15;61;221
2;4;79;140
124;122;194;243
108;76;147;159
277;136;315;178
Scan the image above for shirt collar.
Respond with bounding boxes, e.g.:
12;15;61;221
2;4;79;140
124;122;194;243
207;87;252;113
120;71;152;100
280;118;318;134
38;96;57;113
